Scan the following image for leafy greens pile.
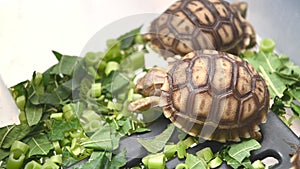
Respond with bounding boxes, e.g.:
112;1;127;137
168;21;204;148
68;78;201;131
0;27;149;169
241;39;300;126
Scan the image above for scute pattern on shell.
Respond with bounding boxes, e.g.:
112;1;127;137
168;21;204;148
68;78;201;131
148;0;256;59
160;50;269;142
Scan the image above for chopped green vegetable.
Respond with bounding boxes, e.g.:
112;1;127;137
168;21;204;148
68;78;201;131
196;147;214;162
48;119;81;141
259;38;275;53
81;126;120;151
0;124;32;149
105;61;120;75
24;160;42;169
228;139;261;163
142;153;166;169
6;153;25;169
10;141;29;160
185;153;207;169
138;124;175;153
175;163;189;169
27;134;53;157
241;39;300;125
164;144;177;159
252;160;265;169
208;156;222;168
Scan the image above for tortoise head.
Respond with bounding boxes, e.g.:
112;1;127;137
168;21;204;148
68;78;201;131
231;1;257;50
135;67;167;97
231;1;248;18
128;67;167;112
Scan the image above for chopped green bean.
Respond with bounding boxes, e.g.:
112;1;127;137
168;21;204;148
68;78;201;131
50;113;63;120
164;144;177;159
208;156;222;168
105;61;120;75
16;95;26;110
259;38;275;53
24;160;42;169
84;52;102;66
62;104;75;121
42;161;59;169
52;141;62;154
6;152;25;169
252;160;265;169
177;141;187;159
50;155;62;165
121;51;145;71
18;111;27;124
10;140;29;158
142;153;166;169
196;147;214;162
91;83;102;98
175;163;189;169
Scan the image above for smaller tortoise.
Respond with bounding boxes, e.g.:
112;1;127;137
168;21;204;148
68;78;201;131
128;50;269;142
146;0;256;59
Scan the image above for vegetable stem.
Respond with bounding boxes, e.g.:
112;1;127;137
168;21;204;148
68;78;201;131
6;153;25;169
259;65;283;97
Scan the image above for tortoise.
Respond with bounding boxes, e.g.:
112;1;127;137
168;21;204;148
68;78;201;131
290;147;300;169
145;0;256;59
128;50;269;142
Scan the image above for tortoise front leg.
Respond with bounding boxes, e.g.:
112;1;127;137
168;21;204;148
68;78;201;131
128;96;160;112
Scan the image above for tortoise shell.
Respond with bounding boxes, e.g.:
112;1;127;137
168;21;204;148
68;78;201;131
147;0;256;59
159;50;269;142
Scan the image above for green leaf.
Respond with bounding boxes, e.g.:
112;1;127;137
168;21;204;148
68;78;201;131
289;88;300;102
117;26;142;50
52;50;63;61
62;148;82;168
185;153;206;169
243;52;293;98
138;124;175;153
117;118;132;135
51;55;81;76
0;124;32;149
27;134;54;157
81;126;120;151
0;149;9;161
25;103;43;126
74;150;126;169
48;119;81;141
223;155;241;169
106;150;127;169
74;151;107;169
228;139;261;163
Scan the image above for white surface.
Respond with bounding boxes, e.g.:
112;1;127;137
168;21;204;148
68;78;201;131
0;0;176;87
0;76;20;127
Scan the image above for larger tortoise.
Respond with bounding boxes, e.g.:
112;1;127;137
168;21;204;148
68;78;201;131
146;0;256;59
128;50;269;142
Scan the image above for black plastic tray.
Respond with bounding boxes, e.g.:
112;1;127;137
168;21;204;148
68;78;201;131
70;111;299;168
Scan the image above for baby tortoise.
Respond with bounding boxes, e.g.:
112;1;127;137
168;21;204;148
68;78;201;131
146;0;256;59
128;50;269;142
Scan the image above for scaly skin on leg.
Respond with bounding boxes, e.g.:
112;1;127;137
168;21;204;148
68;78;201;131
127;96;160;112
